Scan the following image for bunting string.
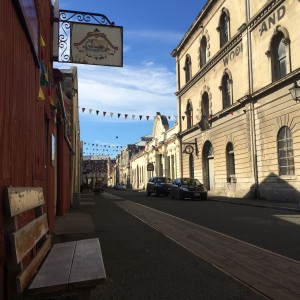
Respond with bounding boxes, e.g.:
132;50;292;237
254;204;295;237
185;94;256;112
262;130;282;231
80;107;177;121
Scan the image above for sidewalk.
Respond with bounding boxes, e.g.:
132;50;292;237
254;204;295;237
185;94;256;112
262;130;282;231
51;189;265;300
207;191;300;212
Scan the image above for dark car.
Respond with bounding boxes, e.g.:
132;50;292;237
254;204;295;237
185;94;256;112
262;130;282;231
146;177;172;197
171;178;207;200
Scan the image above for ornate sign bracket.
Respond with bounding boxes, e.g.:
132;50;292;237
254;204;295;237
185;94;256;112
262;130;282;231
182;138;198;155
53;9;115;63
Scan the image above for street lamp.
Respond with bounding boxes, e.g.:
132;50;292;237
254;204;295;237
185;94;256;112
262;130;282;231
289;81;300;102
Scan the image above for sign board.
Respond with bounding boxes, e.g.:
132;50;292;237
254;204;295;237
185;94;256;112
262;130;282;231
147;163;154;172
70;23;123;67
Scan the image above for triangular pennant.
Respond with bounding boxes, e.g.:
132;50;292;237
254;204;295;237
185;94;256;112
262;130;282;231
182;116;185;121
110;112;113;117
40;35;46;47
82;108;85;113
139;115;142;120
125;114;128;119
103;111;107;116
89;109;92;114
146;116;149;121
132;115;135;120
38;87;45;101
118;113;121;118
49;97;55;106
168;116;171;120
96;110;99;115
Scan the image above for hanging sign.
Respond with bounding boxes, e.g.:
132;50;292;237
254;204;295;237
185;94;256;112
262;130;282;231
147;163;154;171
70;23;123;67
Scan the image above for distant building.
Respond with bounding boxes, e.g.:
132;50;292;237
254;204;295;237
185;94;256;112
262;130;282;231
82;155;110;186
130;113;180;189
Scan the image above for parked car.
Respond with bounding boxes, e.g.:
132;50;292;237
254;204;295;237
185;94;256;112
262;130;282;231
146;177;172;197
115;183;126;190
170;178;207;200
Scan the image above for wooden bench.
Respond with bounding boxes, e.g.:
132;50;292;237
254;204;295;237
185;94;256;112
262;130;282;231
5;187;106;299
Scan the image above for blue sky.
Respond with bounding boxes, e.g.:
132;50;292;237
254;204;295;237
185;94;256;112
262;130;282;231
56;0;206;157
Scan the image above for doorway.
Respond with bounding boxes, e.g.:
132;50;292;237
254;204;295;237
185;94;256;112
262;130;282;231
202;141;215;190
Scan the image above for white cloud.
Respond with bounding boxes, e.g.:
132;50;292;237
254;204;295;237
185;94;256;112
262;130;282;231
76;62;177;121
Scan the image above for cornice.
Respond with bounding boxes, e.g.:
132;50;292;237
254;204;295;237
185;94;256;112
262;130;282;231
248;0;285;31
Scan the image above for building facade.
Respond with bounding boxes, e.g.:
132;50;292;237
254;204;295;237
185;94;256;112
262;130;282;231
130;114;180;189
172;0;300;201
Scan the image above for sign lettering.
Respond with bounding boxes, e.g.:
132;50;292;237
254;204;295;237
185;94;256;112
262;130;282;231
223;43;243;66
259;5;286;36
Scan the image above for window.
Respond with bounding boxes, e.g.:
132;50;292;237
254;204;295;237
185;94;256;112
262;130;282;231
189;154;194;178
186;101;193;129
184;55;192;83
201;92;210;131
221;73;231;109
219;10;229;48
278;126;295;175
200;36;207;68
271;32;287;81
226;143;235;182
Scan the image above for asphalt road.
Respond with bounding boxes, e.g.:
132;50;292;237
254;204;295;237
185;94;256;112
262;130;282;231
107;188;300;262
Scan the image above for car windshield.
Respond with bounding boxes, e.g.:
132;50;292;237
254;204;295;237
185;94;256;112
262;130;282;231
182;178;201;186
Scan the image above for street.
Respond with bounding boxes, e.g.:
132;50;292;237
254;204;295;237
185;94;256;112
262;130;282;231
98;188;300;299
108;189;300;261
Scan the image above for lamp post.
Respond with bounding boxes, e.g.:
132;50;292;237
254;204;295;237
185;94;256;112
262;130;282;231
289;81;300;102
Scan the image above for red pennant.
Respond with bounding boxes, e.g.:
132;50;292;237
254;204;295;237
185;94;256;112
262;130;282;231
125;114;128;119
146;116;149;121
82;108;86;112
103;111;107;116
168;116;171;120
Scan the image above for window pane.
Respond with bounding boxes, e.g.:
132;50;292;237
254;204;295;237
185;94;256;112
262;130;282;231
280;166;287;175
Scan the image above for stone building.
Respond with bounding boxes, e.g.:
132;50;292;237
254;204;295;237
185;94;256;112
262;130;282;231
171;0;300;201
130;114;180;189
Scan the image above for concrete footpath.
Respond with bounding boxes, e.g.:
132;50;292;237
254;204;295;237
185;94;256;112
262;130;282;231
50;190;299;300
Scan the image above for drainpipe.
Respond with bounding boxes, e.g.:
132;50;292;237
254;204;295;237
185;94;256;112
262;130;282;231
246;0;259;199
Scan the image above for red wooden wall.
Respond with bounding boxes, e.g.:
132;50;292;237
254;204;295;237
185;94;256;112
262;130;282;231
0;1;56;298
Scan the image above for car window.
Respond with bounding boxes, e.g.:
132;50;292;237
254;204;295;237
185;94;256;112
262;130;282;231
183;178;201;186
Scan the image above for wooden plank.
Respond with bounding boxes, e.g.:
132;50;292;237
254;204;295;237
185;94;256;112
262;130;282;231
69;238;106;288
6;187;44;217
28;241;76;293
16;237;51;293
11;214;49;264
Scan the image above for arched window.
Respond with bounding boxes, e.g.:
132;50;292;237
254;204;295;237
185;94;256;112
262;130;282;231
201;92;210;131
226;143;235;182
221;73;231;109
186;101;193;129
271;32;287;81
219;10;229;48
189;154;194;178
184;55;192;83
278;126;294;175
200;36;207;68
